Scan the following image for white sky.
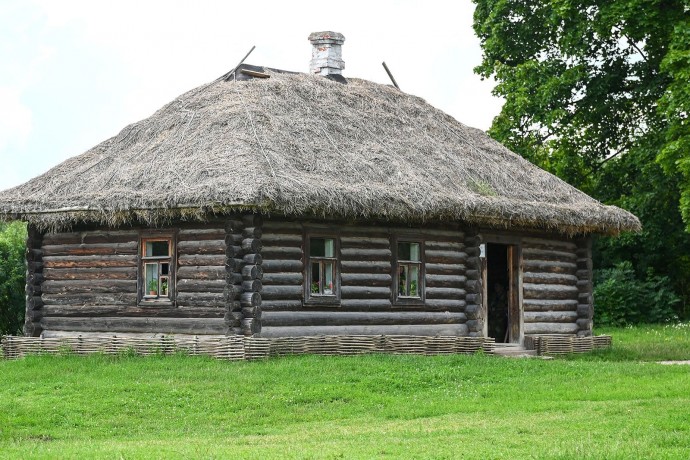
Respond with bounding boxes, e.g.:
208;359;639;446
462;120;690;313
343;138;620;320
0;0;503;192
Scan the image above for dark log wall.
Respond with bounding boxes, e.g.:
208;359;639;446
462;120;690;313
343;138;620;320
24;225;44;337
28;216;594;340
259;219;469;338
575;238;594;336
463;230;483;337
521;237;581;335
175;225;228;334
37;225;233;336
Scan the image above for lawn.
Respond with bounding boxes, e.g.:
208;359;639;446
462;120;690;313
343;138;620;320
1;325;689;459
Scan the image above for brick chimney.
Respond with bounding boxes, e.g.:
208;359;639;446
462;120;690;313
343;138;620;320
308;31;345;76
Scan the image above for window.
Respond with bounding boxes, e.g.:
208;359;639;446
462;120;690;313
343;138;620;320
141;237;173;301
396;241;424;302
306;236;339;303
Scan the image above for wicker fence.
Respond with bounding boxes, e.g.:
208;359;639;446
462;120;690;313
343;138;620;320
1;334;495;361
525;335;613;356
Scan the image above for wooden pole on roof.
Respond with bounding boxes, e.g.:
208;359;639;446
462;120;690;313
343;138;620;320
382;61;400;90
218;45;257;82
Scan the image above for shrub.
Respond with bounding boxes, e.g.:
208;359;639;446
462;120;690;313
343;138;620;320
0;221;27;335
593;261;679;327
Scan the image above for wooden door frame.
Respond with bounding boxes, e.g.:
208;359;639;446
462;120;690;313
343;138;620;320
481;237;524;345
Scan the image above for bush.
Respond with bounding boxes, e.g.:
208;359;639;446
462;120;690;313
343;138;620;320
0;222;27;335
593;261;679;327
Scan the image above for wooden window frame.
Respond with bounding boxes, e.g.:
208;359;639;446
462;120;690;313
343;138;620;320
139;234;175;306
304;233;341;306
392;236;425;306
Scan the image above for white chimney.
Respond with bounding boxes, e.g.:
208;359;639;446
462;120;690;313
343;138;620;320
308;31;345;76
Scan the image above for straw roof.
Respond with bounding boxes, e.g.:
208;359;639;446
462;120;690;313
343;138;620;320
0;70;639;235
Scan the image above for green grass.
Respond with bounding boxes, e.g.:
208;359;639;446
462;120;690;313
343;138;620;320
1;325;689;459
590;322;690;361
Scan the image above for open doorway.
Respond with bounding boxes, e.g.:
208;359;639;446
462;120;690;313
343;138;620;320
485;243;520;344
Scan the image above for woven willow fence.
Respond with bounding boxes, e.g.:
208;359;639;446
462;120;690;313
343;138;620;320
525;335;613;356
1;335;495;361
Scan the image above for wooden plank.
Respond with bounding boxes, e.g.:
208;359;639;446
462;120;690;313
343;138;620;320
340;248;392;261
42;231;138;246
523;283;579;300
261;233;302;245
425;287;466;299
339;299;393;310
177;240;225;255
523;322;579;335
177;266;226;280
425;274;466;288
340;261;390;274
424;241;464;251
523;311;578;323
261;285;303;300
176;279;226;293
43;267;137;281
523;272;578;285
42;305;225;318
42;279;137;294
425;263;463;275
40;316;228;335
261;260;303;273
522;260;577;275
177;228;225;240
340;286;391;299
521;238;577;251
341;273;392;287
523;299;578;312
42;242;138;257
425;250;466;264
260;300;304;311
177;254;226;266
339;237;390;249
262;246;303;259
521;247;577;262
43;255;138;269
42;293;138;306
259;323;469;338
262;272;304;286
262;311;467;327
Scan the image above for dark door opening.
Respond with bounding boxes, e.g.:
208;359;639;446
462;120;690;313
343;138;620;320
486;243;520;344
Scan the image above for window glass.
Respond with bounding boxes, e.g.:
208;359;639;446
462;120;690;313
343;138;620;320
146;240;170;257
145;263;159;294
398;242;420;261
310;238;335;257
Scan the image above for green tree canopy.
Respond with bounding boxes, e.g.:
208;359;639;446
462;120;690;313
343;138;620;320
0;221;27;335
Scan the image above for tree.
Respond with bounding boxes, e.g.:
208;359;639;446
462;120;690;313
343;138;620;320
0;221;27;335
472;0;690;318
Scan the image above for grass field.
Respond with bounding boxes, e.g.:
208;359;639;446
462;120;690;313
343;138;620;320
1;324;689;459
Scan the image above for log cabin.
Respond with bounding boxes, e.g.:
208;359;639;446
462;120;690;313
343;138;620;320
0;32;640;348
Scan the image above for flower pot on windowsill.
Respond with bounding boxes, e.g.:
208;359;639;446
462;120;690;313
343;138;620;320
149;290;157;296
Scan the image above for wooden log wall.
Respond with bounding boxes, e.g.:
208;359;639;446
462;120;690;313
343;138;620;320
176;225;228;334
39;229;139;334
521;237;580;335
259;219;468;337
24;225;44;337
575;238;593;336
463;230;483;337
235;214;263;336
37;225;235;336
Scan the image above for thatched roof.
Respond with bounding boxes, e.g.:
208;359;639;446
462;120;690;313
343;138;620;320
0;70;640;235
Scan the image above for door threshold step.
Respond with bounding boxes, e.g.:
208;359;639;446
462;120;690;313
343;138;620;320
493;346;538;358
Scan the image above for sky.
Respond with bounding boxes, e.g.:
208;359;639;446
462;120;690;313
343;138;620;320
0;0;503;192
